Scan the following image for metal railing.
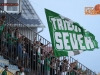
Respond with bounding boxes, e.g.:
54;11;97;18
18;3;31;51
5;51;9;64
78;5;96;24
68;56;96;75
0;7;97;75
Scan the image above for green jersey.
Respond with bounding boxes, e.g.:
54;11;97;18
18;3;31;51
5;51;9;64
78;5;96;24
44;58;50;71
13;37;18;45
0;24;5;35
2;70;7;75
38;52;40;63
7;33;13;44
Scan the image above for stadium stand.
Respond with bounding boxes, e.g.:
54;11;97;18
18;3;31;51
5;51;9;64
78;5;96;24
0;7;97;75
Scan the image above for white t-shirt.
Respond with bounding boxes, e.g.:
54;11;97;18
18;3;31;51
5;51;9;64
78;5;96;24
54;63;56;74
61;72;67;75
41;54;44;65
38;47;40;53
41;60;44;64
20;72;25;75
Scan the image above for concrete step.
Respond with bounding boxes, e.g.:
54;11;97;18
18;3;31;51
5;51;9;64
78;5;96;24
0;57;9;64
0;63;19;70
0;56;19;74
0;55;19;70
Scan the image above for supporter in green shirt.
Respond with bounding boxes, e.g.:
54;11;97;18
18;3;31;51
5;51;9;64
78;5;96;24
7;33;13;44
13;37;18;45
69;71;75;75
0;15;6;35
44;54;50;75
38;52;41;63
44;58;50;70
2;70;7;75
7;28;16;45
0;24;5;35
2;65;8;75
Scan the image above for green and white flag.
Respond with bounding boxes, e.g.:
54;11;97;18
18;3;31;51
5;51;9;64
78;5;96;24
45;9;99;57
84;30;99;49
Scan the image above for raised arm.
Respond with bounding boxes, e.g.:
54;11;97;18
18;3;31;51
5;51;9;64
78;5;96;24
43;42;50;47
33;37;36;45
38;38;41;46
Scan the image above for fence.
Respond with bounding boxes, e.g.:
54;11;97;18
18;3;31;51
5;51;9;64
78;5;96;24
0;7;97;75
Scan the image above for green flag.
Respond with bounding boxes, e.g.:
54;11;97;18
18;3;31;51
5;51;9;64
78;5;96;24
84;30;99;49
45;9;99;57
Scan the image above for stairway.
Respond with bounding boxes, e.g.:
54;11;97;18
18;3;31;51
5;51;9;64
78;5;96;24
0;7;97;75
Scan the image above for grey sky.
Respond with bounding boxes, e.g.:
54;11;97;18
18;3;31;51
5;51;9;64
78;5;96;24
29;0;100;73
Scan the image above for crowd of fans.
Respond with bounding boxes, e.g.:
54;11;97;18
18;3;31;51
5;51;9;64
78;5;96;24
0;15;94;75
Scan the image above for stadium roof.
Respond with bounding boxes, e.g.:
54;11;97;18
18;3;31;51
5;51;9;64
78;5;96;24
10;0;45;28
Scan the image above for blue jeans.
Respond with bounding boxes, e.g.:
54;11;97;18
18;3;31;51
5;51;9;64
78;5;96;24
8;44;14;61
2;41;7;47
45;71;50;75
17;43;23;60
8;44;14;52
